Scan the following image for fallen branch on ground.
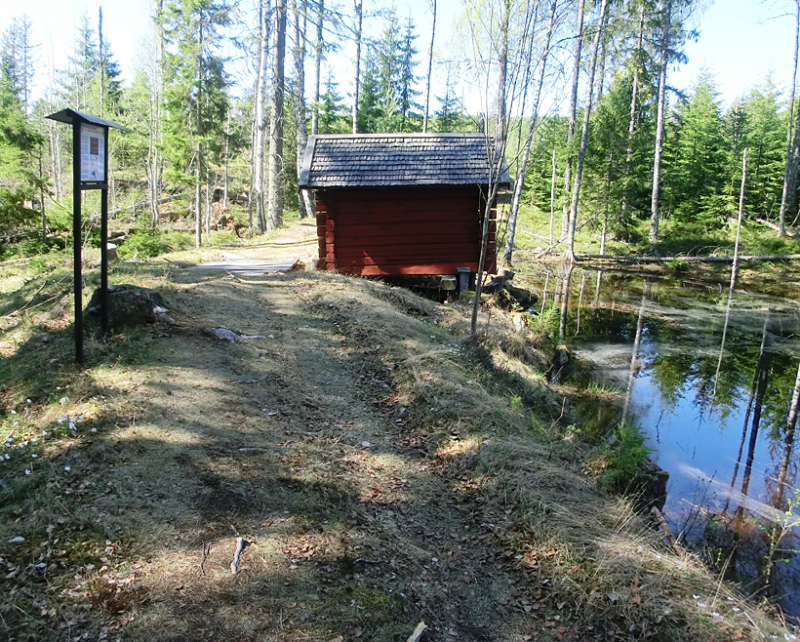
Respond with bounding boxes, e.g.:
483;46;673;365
405;621;427;642
230;537;247;574
651;506;681;553
199;542;210;577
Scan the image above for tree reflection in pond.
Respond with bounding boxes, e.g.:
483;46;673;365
521;265;800;619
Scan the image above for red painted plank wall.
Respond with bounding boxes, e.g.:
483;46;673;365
314;187;497;276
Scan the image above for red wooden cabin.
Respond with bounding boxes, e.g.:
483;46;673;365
298;134;509;278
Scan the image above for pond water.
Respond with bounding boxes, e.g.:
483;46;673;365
527;264;800;619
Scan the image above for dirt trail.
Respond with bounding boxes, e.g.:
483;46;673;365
30;270;539;641
2;237;788;642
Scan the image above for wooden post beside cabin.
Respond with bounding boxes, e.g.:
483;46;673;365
299;134;508;279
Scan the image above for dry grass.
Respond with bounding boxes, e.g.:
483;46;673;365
0;247;794;642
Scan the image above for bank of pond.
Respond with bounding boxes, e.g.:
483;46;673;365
520;263;800;621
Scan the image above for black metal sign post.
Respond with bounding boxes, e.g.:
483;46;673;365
45;109;123;366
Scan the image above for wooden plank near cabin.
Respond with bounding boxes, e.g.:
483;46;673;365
334;232;479;249
348;263;479;276
338;251;479;268
333;221;479;239
332;199;479;218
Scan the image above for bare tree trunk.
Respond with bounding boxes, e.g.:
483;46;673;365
204;168;211;238
267;0;287;231
558;264;574;340
650;0;672;249
195;161;202;248
595;6;610;100
575;272;586;336
253;0;271;233
422;0;437;133
502;0;557;265
195;17;204;249
561;0;585;241
47;121;63;202
780;1;800;237
99;7;105;117
601;152;612;254
549;148;556;246
566;0;610;262
292;0;313;218
150;0;165;227
39;151;46;240
311;0;323;135
622;2;645;222
731;148;748;288
352;0;363;134
496;0;511;145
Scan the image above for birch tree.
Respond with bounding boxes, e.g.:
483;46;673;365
565;0;611;262
561;0;585;241
649;0;672;248
779;0;800;236
503;0;558;265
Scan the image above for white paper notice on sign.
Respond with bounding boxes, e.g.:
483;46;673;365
80;124;106;182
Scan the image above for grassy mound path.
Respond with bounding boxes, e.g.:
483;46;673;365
0;252;791;641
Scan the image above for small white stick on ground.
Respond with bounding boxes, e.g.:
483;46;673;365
230;537;246;574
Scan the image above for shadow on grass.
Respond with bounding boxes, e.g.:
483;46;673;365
0;270;785;642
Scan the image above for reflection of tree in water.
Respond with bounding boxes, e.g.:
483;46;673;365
527;265;800;614
621;280;650;426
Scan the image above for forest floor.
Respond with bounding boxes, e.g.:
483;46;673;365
0;223;796;641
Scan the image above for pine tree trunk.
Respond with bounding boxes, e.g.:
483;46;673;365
422;0;436;133
565;0;610;262
561;0;585;241
502;0;557;265
780;0;800;237
253;0;270;233
267;0;287;231
292;0;313;218
650;0;672;249
352;0;363;134
311;0;323;135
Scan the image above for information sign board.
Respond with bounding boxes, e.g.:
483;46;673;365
80;124;106;182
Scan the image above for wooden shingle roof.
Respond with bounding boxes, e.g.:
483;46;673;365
298;133;511;189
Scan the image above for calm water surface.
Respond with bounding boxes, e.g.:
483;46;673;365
526;265;800;617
